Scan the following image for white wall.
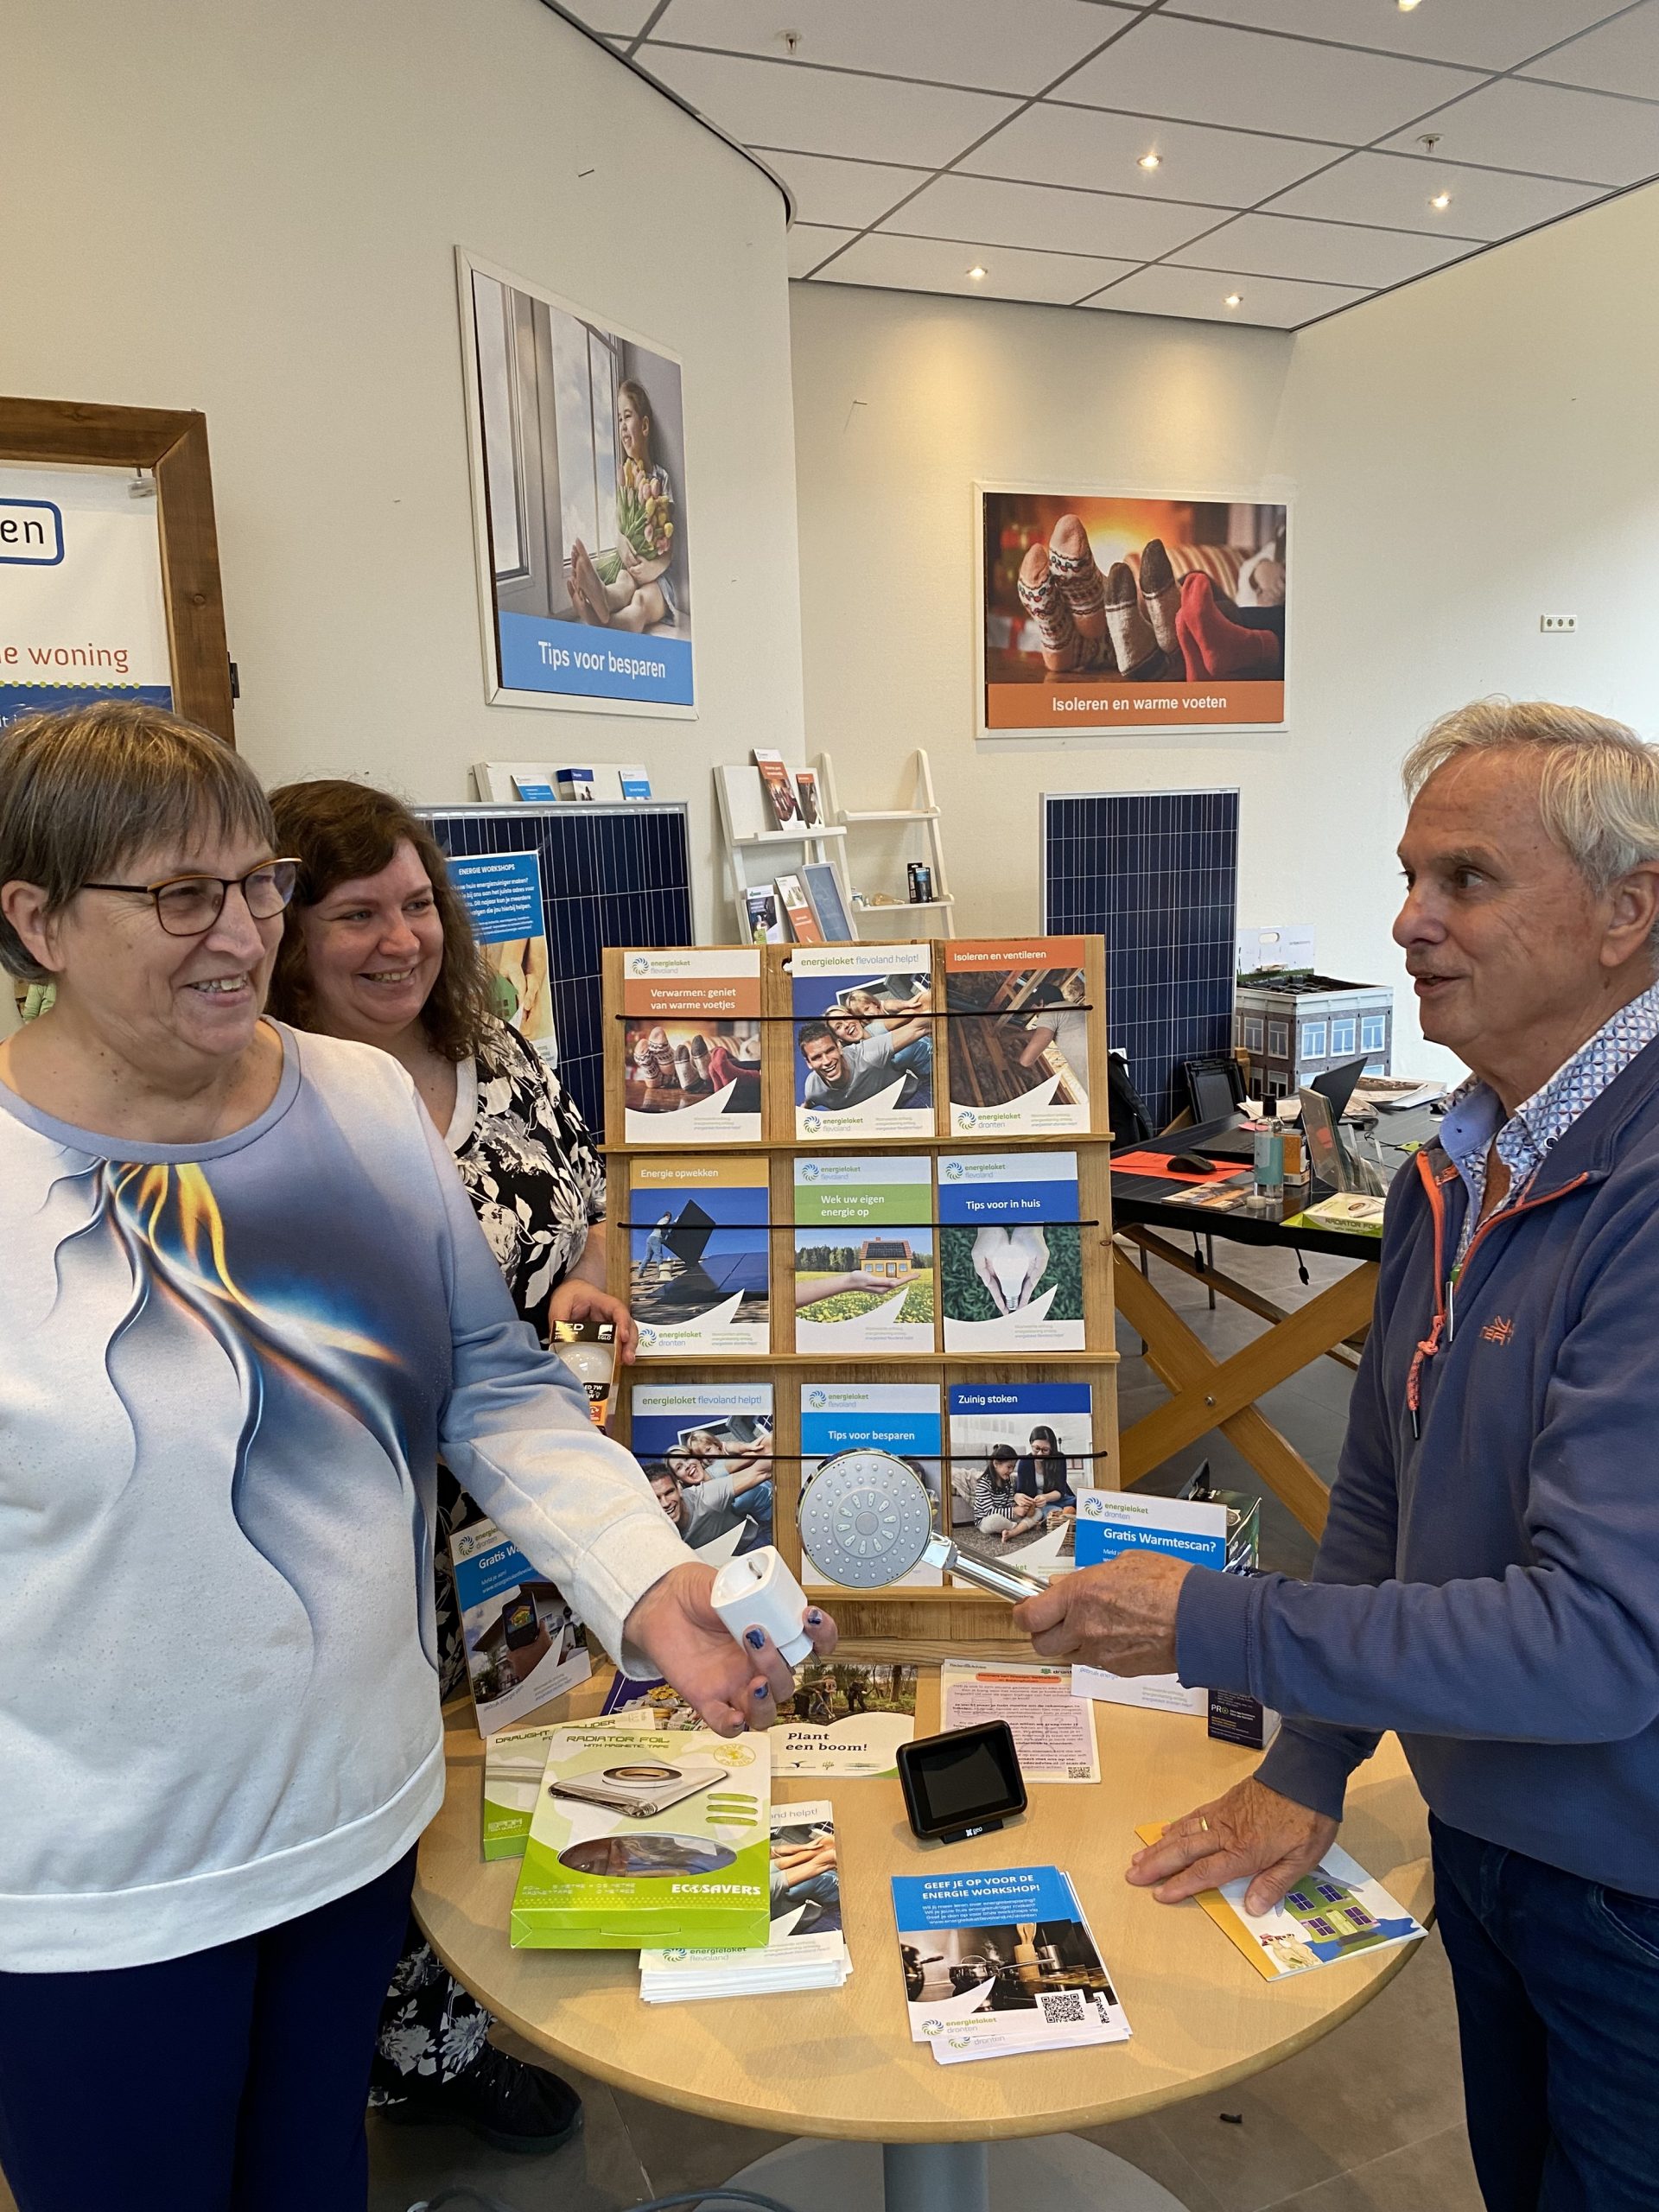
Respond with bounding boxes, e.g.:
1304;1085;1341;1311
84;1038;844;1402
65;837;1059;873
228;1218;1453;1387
1273;180;1659;1079
791;180;1659;1081
789;280;1296;950
2;0;805;930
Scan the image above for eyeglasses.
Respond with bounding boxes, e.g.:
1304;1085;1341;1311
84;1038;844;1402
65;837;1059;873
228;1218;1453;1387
80;859;301;938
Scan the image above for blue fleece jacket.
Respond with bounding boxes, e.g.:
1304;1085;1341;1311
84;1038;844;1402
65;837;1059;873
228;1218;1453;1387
1177;1039;1659;1895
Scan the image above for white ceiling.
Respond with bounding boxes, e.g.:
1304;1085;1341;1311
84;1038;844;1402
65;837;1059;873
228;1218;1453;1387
562;0;1659;330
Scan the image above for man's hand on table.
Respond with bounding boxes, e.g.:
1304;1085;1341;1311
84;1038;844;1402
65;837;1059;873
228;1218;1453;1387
622;1563;837;1738
1011;1551;1192;1674
1128;1777;1339;1916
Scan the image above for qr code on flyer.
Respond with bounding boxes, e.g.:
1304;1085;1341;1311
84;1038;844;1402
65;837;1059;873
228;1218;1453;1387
1039;1990;1089;2026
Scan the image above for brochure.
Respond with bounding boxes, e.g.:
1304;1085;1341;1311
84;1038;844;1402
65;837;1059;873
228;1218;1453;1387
945;1382;1092;1575
794;767;821;827
620;949;764;1144
944;938;1090;1136
629;1156;770;1357
1134;1827;1427;1981
448;1514;591;1736
600;1672;700;1729
744;887;783;945
892;1865;1130;2065
938;1152;1084;1352
791;948;935;1140
448;849;556;1062
939;1662;1099;1785
631;1384;775;1560
639;1799;850;2001
510;1723;771;1950
753;748;799;830
1071;1492;1228;1718
799;1383;944;1590
793;1155;934;1354
775;874;823;944
774;1660;918;1777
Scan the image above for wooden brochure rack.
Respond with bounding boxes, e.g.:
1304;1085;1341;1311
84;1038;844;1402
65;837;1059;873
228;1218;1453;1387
601;942;1117;1651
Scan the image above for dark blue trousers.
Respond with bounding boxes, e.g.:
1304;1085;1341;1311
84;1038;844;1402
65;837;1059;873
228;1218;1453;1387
0;1847;416;2212
1433;1818;1659;2210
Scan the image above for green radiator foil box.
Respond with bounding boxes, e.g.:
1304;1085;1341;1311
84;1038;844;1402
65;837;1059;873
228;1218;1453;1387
509;1724;771;1949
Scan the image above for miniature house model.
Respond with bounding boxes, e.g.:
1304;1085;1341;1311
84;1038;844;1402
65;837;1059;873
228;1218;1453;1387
859;1237;914;1277
1234;973;1393;1099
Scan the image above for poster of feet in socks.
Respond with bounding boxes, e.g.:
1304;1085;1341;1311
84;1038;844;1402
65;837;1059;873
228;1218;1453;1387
977;486;1287;733
459;249;695;715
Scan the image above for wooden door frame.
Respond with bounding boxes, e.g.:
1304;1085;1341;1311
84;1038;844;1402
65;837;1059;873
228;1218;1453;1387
0;395;234;742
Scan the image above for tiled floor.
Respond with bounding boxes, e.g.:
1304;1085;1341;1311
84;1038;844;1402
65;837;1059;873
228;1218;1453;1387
0;1243;1480;2212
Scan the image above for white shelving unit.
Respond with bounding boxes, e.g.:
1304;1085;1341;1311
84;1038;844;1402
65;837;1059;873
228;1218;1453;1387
816;747;956;941
714;764;848;938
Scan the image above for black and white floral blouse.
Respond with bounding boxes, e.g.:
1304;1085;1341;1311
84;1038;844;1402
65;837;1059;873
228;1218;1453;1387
378;1018;607;2101
444;1019;606;1331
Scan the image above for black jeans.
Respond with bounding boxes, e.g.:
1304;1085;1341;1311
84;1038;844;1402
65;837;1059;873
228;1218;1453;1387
0;1847;416;2212
1432;1816;1659;2209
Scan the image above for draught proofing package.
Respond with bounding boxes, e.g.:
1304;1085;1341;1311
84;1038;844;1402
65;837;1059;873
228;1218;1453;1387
509;1724;772;1949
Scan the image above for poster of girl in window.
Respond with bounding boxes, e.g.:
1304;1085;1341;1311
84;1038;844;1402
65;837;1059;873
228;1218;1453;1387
460;251;694;715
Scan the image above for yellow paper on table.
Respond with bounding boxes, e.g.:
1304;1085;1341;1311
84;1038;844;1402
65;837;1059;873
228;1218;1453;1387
1135;1823;1426;1982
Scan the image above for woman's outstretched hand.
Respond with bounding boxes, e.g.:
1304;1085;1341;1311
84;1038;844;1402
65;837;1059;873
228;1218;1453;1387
621;1564;837;1737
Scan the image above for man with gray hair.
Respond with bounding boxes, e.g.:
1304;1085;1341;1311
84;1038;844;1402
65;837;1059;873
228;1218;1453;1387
1014;700;1659;2209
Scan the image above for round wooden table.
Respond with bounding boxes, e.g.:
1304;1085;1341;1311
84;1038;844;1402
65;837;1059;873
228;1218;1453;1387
416;1675;1432;2212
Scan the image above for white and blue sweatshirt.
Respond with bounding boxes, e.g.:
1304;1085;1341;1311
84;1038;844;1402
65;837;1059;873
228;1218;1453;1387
0;1026;690;1973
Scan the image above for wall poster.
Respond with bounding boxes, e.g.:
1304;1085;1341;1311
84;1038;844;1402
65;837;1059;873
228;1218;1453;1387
0;461;174;727
978;485;1287;735
458;249;694;718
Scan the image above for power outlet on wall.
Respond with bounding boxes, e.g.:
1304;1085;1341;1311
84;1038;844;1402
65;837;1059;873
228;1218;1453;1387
1539;613;1578;632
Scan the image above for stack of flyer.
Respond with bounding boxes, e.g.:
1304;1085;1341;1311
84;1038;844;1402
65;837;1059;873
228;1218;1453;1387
509;1722;771;1949
799;1383;944;1591
640;1801;852;2003
892;1865;1130;2065
792;1155;935;1354
938;1152;1084;1352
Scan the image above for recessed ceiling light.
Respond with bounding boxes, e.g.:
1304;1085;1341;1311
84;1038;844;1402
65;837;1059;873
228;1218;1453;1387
967;264;988;281
1430;191;1452;210
1397;1;1422;11
1224;292;1243;308
1138;151;1161;171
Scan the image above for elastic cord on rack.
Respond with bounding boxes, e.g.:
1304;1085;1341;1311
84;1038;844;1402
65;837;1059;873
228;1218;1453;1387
619;1217;1103;1230
613;1007;1096;1021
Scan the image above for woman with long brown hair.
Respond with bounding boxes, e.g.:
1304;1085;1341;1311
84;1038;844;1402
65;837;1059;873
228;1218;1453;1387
266;777;627;2152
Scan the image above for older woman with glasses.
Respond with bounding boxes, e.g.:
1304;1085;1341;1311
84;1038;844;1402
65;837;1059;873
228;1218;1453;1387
0;703;833;2212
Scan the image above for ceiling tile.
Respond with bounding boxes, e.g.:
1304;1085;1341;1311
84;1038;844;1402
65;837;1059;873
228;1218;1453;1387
1161;0;1625;73
1169;209;1475;285
558;0;658;35
812;231;1143;306
967;99;1337;207
1522;6;1659;100
647;0;1137;98
754;148;931;229
635;44;1020;165
1262;150;1601;238
787;224;857;278
1378;75;1659;185
1082;263;1368;326
1058;14;1484;143
886;171;1227;261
